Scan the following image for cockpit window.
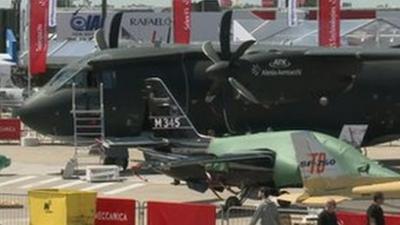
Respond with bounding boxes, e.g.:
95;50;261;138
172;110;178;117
42;52;110;92
43;62;87;92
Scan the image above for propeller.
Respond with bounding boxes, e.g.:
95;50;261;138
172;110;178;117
93;11;124;50
201;10;257;103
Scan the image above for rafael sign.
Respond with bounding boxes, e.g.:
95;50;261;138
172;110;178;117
95;198;135;225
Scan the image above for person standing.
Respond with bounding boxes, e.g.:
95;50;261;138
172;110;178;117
317;199;338;225
249;189;281;225
367;192;385;225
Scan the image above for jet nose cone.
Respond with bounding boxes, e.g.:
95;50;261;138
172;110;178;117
16;90;74;136
17;100;37;127
17;94;52;134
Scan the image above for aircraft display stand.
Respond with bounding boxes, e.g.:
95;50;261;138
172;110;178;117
63;83;109;180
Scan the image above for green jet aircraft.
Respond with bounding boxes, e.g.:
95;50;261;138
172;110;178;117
104;78;400;208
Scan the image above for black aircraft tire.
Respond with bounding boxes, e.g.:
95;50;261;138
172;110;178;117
224;196;242;211
103;157;115;165
115;158;129;171
277;199;291;208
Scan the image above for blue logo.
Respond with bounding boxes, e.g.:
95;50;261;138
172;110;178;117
70;14;103;31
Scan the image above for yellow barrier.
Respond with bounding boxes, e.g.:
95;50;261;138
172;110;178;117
28;189;97;225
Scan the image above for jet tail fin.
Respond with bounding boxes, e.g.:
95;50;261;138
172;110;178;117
144;78;210;142
290;132;346;194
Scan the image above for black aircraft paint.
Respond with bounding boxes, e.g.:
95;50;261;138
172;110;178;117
16;11;400;146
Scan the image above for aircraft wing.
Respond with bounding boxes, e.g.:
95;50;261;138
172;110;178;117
305;48;400;60
103;133;169;148
277;193;350;207
352;181;400;198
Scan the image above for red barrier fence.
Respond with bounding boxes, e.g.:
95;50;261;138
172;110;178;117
337;211;400;225
0;119;21;140
147;201;216;225
95;198;136;225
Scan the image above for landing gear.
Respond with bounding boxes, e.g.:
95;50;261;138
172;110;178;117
103;146;130;170
223;187;252;211
224;196;242;210
103;157;129;171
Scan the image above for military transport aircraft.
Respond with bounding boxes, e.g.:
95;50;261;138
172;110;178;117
16;10;400;149
104;78;400;208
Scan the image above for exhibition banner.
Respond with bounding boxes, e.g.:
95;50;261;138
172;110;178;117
337;211;400;225
306;10;376;20
173;0;192;44
95;198;136;225
319;0;341;47
29;0;49;75
0;119;21;140
147;201;216;225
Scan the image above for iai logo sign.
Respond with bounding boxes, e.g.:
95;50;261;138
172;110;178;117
56;11;105;38
70;13;103;31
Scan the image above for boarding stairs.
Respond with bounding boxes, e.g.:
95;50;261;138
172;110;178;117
63;83;106;179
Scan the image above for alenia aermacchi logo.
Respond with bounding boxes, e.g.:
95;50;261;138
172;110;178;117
300;152;336;174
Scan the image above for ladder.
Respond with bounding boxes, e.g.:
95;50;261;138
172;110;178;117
64;83;106;178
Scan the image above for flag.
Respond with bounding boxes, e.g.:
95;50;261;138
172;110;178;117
29;0;49;75
319;0;341;47
288;0;298;27
173;0;192;44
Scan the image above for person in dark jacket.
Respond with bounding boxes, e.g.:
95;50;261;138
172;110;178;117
367;192;385;225
318;199;338;225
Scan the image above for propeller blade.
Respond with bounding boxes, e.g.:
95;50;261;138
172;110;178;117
228;77;260;104
206;61;230;74
109;11;123;48
202;41;221;63
231;40;256;62
94;29;108;50
220;10;232;60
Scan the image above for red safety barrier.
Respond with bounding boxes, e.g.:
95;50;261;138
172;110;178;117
95;198;136;225
337;211;400;225
0;119;21;140
147;201;216;225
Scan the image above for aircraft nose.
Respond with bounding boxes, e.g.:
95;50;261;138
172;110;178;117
16;94;55;135
17;98;41;130
16;91;74;136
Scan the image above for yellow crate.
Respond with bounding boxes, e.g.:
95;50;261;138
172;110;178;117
28;189;97;225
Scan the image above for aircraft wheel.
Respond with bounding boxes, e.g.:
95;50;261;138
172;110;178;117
115;158;129;171
103;157;115;165
277;199;291;208
224;196;242;211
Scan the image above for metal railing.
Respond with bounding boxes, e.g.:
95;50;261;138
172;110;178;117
0;193;29;225
0;193;321;225
224;206;318;225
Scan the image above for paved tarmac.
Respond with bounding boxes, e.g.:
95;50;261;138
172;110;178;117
1;143;400;213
